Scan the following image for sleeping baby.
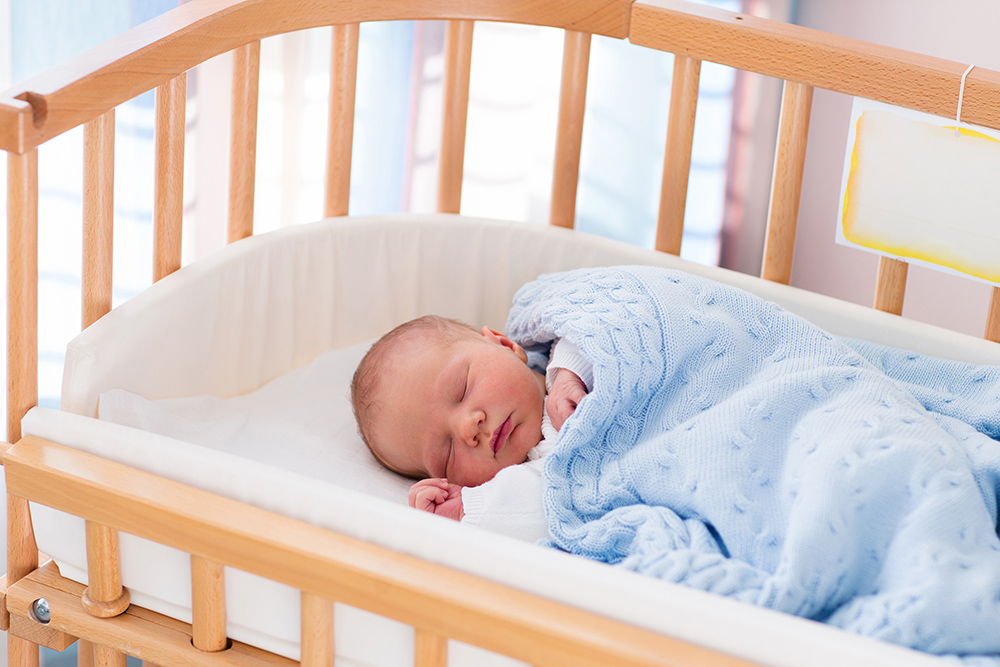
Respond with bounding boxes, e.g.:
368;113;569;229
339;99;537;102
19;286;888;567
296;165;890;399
351;265;1000;661
350;314;588;541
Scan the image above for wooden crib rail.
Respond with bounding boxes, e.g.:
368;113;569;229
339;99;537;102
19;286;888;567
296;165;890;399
0;0;631;155
632;0;1000;327
5;436;756;667
631;0;1000;130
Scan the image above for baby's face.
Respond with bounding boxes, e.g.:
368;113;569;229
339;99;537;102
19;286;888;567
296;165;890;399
372;327;546;487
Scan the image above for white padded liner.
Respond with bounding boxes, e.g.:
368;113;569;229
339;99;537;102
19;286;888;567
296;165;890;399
30;213;988;665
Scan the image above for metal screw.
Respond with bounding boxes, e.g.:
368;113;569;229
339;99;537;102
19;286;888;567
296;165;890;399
31;598;51;624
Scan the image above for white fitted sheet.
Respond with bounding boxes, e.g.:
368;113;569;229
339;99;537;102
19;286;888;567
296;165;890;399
32;213;989;666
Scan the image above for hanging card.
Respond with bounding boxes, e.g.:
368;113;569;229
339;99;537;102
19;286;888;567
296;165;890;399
837;97;1000;285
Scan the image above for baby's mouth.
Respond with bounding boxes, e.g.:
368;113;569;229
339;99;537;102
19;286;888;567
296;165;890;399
491;416;513;455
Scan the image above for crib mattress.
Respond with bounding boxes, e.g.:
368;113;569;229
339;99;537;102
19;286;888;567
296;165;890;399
32;213;995;666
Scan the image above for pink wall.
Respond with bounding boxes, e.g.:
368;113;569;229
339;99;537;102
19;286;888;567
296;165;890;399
788;0;1000;338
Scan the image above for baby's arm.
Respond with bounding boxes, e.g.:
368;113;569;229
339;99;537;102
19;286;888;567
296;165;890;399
409;478;464;521
546;369;588;431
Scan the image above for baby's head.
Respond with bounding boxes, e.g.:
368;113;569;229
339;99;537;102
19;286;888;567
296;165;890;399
352;315;546;487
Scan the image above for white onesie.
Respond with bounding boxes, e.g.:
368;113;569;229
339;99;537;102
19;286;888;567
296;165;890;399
460;339;592;542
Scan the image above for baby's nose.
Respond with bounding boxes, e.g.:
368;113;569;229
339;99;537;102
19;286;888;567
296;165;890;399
458;411;486;447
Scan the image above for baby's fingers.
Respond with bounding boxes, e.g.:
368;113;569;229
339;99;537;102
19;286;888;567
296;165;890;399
408;478;449;509
413;487;447;513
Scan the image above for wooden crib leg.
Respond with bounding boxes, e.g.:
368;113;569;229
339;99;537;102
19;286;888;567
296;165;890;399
7;494;40;667
77;639;96;667
93;644;127;667
8;635;40;667
7;148;40;667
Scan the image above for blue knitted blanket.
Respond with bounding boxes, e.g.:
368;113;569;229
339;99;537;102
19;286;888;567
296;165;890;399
505;266;1000;660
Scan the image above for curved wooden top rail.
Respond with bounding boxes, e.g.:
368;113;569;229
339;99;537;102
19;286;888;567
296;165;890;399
0;0;631;154
631;0;1000;132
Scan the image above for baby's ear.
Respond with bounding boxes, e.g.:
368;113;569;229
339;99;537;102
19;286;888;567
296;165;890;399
480;326;529;364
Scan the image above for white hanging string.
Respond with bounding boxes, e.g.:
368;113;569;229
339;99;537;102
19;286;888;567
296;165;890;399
955;63;976;136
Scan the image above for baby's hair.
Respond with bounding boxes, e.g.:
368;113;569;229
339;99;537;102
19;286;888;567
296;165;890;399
351;315;479;476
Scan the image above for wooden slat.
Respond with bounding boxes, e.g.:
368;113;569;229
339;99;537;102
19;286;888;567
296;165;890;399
6;562;294;667
414;629;447;667
6;437;757;667
0;0;631;154
986;288;1000;343
549;30;592;229
761;80;812;284
630;1;1000;131
227;41;261;244
82;110;115;329
6;149;38;443
191;556;227;652
299;593;333;667
655;55;701;254
324;23;360;218
153;73;185;282
437;20;475;214
873;256;908;315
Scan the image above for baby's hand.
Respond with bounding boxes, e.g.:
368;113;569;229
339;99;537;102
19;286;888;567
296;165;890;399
547;369;588;431
408;478;464;521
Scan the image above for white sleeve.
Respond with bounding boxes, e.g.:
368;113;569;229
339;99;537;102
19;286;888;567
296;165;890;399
461;457;548;543
546;338;593;391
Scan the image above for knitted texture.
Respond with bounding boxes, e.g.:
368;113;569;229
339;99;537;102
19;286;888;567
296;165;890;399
506;266;1000;660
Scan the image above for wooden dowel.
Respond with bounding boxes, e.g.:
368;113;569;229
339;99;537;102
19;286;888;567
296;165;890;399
191;556;227;652
153;73;186;282
84;521;129;665
228;41;261;244
655;55;701;255
300;592;333;667
986;287;1000;343
6;149;38;444
324;23;359;218
549;30;592;229
82;521;130;618
414;629;447;667
873;256;908;315
82;110;115;329
437;20;475;214
761;80;813;285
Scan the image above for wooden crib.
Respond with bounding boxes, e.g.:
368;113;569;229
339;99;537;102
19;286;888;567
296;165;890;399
4;1;1000;666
